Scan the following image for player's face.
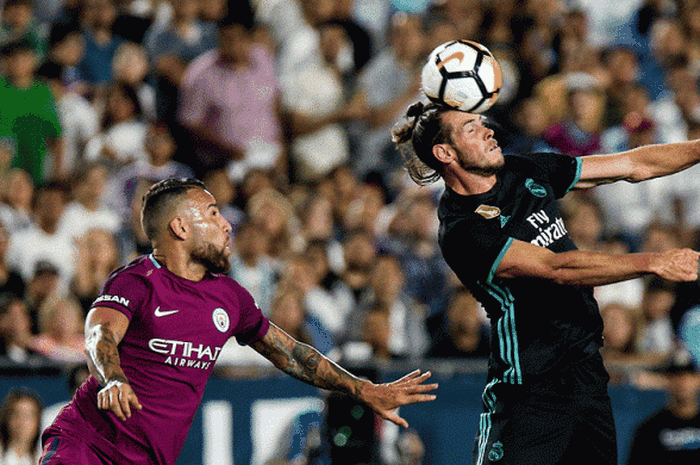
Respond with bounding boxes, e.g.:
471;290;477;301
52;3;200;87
185;188;232;273
443;110;503;175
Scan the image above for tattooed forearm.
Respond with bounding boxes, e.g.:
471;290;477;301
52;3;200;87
254;325;366;398
85;323;127;387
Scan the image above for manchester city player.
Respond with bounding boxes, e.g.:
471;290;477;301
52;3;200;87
392;101;700;465
39;178;438;465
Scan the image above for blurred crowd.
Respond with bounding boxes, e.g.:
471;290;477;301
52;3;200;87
0;0;700;389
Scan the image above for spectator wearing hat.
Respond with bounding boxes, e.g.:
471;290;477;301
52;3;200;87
627;350;700;464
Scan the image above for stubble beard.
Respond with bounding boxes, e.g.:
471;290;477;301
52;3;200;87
191;242;231;274
458;152;505;177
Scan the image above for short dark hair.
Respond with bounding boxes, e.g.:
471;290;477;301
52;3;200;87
392;101;452;186
141;178;206;241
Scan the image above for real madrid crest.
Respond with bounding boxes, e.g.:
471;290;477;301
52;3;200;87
475;204;501;219
212;308;230;333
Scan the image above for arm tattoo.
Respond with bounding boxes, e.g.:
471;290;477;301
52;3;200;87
85;322;128;387
256;326;363;397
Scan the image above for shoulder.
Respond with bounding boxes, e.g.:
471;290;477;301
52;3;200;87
184;50;219;77
102;255;154;289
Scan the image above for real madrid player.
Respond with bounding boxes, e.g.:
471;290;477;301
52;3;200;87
39;178;437;465
392;102;700;465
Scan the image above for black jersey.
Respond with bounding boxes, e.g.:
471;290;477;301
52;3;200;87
438;152;605;388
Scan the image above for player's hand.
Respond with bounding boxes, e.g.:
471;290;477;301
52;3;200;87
358;370;437;428
651;248;700;282
96;378;143;421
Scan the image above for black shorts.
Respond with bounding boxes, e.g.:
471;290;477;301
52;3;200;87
472;361;616;465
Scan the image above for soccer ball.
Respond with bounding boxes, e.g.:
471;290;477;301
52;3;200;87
421;40;503;113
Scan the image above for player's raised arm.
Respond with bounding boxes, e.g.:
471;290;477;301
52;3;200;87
250;323;437;428
85;306;143;421
496;239;700;286
574;139;700;189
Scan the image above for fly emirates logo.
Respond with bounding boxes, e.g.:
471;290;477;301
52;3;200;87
527;210;568;248
148;338;223;370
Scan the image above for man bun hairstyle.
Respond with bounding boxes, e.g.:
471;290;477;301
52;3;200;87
392;101;451;186
141;178;206;241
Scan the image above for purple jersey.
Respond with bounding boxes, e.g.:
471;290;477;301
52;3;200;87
43;254;270;464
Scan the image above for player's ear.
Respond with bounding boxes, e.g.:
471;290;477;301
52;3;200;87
168;216;189;240
432;143;454;164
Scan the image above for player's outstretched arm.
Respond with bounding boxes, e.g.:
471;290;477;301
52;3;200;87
497;239;700;286
85;306;143;421
251;323;437;428
575;139;700;189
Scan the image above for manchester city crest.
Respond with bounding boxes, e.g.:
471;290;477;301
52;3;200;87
212;308;230;333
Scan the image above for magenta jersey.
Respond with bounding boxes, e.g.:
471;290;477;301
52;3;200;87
43;254;270;465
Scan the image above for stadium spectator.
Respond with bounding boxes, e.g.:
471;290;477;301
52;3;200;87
269;283;334;356
84;82;147;168
426;288;489;359
45;22;88;96
0;0;47;59
36;61;99;176
108;120;194;219
111;42;156;121
246;188;305;261
77;0;126;88
31;295;86;364
143;0;217;125
178;14;283;179
228;220;277;315
349;12;425;183
0;297;45;367
627;350;700;464
61;163;121;241
346;254;429;359
0;39;63;184
542;80;604;157
6;182;73;287
202;168;243;235
599;302;647;382
0;221;24;299
0;169;33;235
339;229;377;305
637;279;678;360
71;228;120;313
0;387;44;465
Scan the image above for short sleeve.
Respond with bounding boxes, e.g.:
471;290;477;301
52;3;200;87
440;217;513;285
519;152;582;198
233;284;270;346
91;270;149;320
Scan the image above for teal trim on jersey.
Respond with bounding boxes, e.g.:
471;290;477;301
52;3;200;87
148;254;162;269
565;157;583;194
487;237;514;284
477;279;523;385
475;379;499;465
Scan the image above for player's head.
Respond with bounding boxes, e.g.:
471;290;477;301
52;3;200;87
141;178;232;273
392;101;503;185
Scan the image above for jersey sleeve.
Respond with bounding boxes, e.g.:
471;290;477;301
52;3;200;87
521;152;582;198
232;283;270;346
91;270;149;320
440;216;513;285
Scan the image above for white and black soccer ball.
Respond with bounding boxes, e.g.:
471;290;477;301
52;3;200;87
421;40;503;113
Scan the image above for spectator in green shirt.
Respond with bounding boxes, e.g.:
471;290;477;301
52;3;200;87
0;39;63;184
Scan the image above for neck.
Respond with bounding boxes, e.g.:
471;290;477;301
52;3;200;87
10;76;34;90
152;247;207;282
444;168;498;196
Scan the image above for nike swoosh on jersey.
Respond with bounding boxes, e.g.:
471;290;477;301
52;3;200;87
154;306;180;317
